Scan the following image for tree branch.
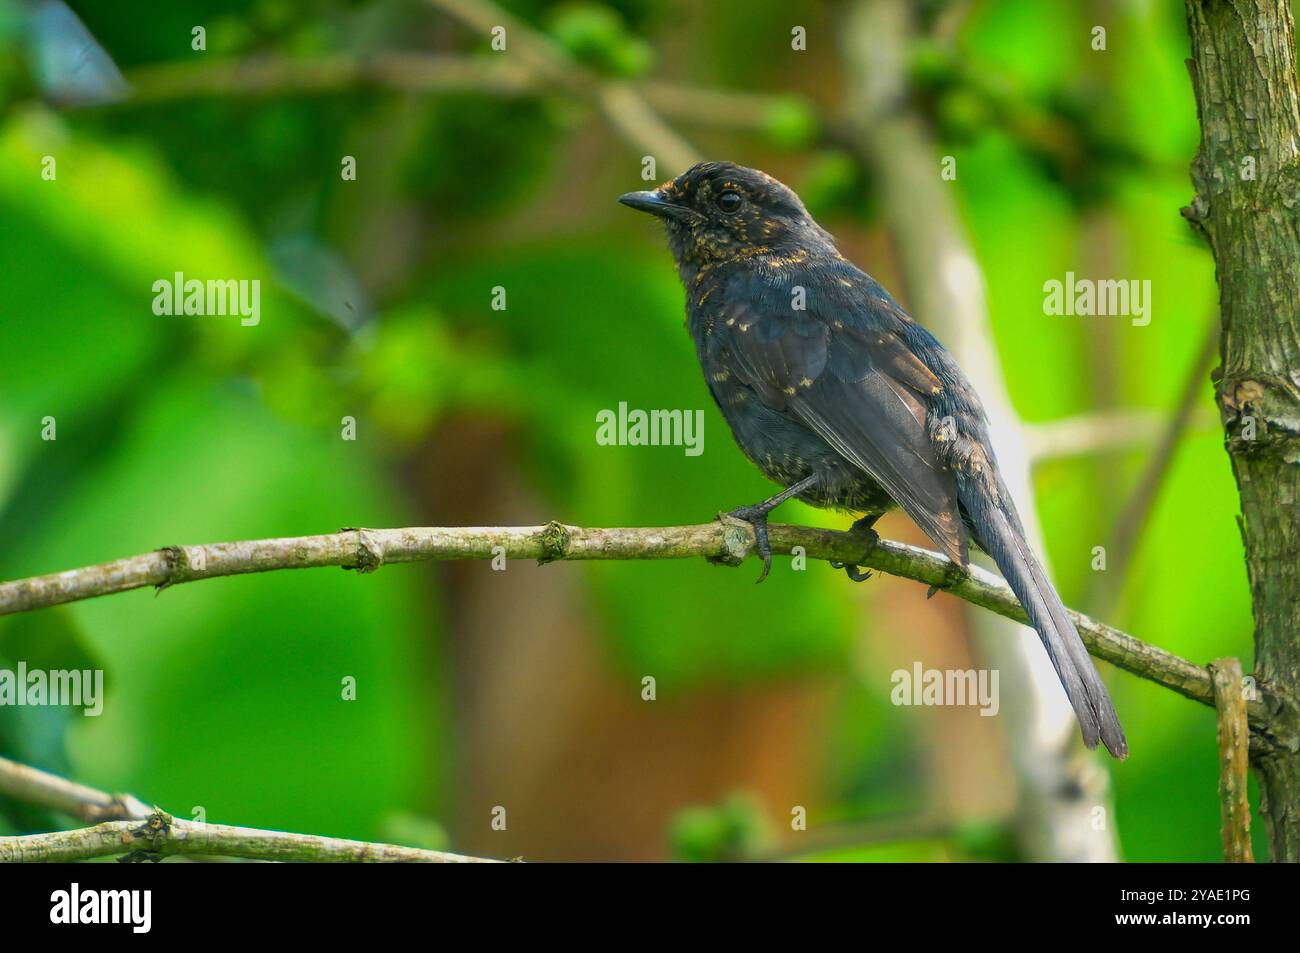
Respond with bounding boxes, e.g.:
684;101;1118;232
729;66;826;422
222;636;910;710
424;0;701;170
0;754;152;824
0;520;1264;728
120;51;537;102
1092;313;1221;613
1021;408;1210;463
2;814;497;863
112;53;782;134
0;756;498;863
1209;659;1255;863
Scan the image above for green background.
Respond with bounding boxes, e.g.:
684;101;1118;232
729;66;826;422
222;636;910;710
0;0;1268;861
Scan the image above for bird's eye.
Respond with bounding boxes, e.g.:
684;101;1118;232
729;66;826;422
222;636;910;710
715;190;743;213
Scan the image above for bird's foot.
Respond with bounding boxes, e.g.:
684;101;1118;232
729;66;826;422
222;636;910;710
725;504;775;583
718;475;822;583
925;560;968;599
830;515;881;583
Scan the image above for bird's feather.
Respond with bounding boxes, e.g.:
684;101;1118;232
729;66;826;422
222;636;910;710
714;291;969;565
960;471;1129;757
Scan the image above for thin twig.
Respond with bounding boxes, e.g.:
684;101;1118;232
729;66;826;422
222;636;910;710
0;755;149;823
120;52;538;102
1096;314;1221;612
111;54;786;135
425;0;701;170
1022;408;1211;462
0;520;1262;726
1;814;497;863
1210;659;1255;863
0;756;499;863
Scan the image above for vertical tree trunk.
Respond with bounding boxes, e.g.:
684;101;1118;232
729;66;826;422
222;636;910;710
1184;0;1300;862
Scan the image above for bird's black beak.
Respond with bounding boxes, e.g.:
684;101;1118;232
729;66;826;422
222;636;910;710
618;189;692;220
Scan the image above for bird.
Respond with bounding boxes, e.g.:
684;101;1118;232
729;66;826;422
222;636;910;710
619;161;1127;759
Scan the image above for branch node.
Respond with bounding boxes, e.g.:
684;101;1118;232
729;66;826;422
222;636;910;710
538;521;571;564
345;528;384;573
155;545;185;592
121;809;173;861
1180;193;1209;223
88;792;151;823
709;513;755;567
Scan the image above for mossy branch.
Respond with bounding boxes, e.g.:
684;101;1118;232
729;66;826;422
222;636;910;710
0;519;1273;737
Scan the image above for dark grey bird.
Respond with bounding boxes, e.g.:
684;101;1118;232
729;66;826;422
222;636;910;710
620;161;1127;758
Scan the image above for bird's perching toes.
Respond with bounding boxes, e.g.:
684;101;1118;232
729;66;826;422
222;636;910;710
722;473;822;583
830;513;882;582
725;503;776;583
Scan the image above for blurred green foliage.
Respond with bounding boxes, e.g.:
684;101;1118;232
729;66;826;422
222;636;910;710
0;0;1264;861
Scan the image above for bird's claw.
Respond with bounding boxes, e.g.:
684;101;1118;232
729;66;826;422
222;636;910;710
726;504;773;583
830;527;879;583
926;561;968;598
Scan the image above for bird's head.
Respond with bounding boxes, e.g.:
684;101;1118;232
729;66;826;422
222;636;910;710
619;161;831;270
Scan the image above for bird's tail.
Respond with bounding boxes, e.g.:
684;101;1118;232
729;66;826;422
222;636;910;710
962;479;1128;759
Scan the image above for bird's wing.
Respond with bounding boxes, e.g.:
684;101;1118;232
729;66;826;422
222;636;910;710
712;291;969;565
